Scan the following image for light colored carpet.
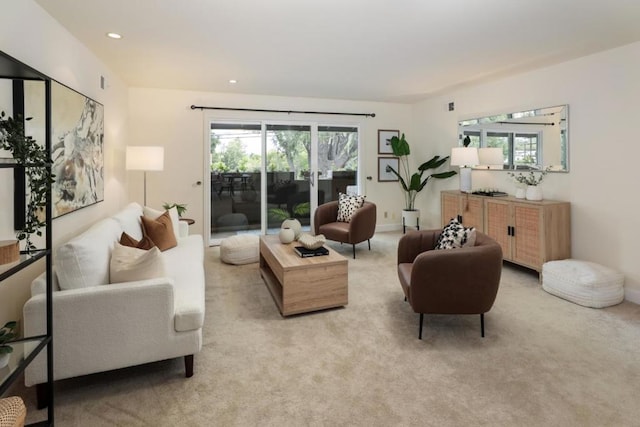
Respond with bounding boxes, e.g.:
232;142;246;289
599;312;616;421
16;231;640;426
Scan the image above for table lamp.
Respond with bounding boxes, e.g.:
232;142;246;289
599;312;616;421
450;147;479;193
126;146;164;206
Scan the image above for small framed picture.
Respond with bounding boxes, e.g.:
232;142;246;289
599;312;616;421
378;157;399;182
378;129;399;154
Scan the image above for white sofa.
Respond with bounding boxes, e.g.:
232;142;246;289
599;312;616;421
23;202;205;405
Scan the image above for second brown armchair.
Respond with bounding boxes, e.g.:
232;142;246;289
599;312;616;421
314;201;376;259
397;229;503;339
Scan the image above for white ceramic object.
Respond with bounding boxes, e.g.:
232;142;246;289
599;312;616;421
0;352;10;369
281;218;302;240
298;233;326;250
515;187;526;199
526;185;542;201
279;227;295;244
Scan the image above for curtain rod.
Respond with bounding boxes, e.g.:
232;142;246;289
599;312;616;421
190;104;375;118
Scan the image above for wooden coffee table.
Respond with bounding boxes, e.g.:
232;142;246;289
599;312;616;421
259;235;348;316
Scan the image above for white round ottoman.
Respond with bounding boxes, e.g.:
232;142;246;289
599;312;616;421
220;234;259;265
542;259;624;308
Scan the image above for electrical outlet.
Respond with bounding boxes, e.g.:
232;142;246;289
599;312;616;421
392;212;396;220
384;211;388;218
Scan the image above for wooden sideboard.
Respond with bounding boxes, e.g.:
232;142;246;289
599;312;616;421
441;190;571;272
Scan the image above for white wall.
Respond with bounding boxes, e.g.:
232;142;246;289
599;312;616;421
128;88;413;235
412;41;640;303
0;1;130;325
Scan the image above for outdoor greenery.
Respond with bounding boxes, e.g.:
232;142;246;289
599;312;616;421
0;111;55;251
387;133;456;211
210;130;357;175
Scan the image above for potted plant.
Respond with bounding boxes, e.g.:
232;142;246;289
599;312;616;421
162;202;187;217
0;112;54;252
386;133;457;227
0;321;18;369
507;168;549;201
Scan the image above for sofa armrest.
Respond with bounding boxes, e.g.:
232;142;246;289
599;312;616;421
23;278;182;385
178;220;189;238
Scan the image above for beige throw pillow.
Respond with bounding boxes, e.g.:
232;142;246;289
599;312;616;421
109;243;166;283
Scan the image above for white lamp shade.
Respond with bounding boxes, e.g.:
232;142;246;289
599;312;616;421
126;146;164;171
478;147;504;169
450;147;479;167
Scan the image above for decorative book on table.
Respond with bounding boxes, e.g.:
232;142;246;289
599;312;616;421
293;246;329;258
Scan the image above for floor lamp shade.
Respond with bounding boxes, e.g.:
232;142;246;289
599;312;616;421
126;146;164;205
451;147;479;193
126;146;164;171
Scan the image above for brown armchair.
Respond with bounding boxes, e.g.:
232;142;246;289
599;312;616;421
314;201;376;259
397;229;502;339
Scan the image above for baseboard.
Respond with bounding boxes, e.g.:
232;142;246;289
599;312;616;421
624;286;640;305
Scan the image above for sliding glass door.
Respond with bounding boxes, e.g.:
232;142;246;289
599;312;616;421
208;121;359;244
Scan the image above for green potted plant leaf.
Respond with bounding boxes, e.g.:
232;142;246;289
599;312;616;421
162;202;187;217
0;321;18;369
386;133;457;228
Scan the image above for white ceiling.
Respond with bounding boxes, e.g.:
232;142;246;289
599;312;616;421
35;0;640;103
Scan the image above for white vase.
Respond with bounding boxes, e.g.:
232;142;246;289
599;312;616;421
281;218;302;240
401;209;420;232
525;185;542;201
278;227;295;244
0;352;10;369
515;186;526;199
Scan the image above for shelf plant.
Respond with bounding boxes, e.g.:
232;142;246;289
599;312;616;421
0;321;18;367
0;112;54;251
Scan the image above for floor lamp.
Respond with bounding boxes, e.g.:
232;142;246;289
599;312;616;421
126;146;164;206
451;147;479;193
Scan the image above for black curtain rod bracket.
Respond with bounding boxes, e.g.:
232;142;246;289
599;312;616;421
190;105;375;118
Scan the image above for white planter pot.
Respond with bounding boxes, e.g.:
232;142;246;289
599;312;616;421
515;187;526;199
0;352;10;369
402;209;420;232
526;185;542;201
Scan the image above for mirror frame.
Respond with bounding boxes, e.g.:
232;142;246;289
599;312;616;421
458;104;569;172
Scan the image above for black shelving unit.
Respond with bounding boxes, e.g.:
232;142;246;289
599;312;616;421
0;51;54;426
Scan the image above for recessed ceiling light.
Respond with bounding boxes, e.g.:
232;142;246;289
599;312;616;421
229;79;237;84
106;32;122;39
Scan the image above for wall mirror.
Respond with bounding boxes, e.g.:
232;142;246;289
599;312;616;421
458;104;568;172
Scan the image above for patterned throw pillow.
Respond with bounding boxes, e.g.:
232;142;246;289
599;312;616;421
435;218;476;250
337;193;365;223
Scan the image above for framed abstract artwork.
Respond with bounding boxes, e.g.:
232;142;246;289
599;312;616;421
378;157;399;182
50;81;104;217
378;129;399;154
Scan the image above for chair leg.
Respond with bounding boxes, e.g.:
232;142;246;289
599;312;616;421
480;313;485;338
36;383;48;409
184;354;194;377
367;239;371;250
352;244;356;259
418;313;424;340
